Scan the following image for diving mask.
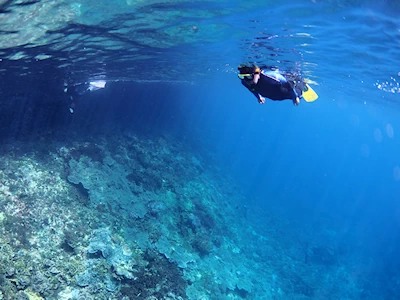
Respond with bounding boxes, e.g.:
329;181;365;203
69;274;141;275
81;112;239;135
238;73;253;80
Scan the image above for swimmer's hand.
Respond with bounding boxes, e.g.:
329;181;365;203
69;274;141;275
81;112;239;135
258;96;266;104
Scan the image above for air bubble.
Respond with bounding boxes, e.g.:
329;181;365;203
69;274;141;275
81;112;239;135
386;123;394;139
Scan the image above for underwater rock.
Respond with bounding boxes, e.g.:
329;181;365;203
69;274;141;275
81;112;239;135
57;286;80;300
119;250;187;300
126;170;163;191
307;246;337;266
87;228;137;280
2;135;364;299
15;275;31;290
87;228;114;259
69;143;105;163
191;234;213;257
147;200;167;217
67;156;148;218
75;261;118;292
154;236;196;269
75;270;92;287
74;227;145;296
5;267;16;278
104;277;118;292
60;229;79;254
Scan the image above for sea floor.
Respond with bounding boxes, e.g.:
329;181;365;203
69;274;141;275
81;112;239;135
0;132;364;299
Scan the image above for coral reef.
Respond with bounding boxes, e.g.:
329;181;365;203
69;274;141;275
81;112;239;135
0;132;362;299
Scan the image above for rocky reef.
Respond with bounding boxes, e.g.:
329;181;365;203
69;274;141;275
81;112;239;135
0;133;361;299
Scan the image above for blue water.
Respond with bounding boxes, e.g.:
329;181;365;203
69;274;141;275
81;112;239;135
1;0;400;299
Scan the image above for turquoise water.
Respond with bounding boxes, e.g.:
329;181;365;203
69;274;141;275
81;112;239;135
0;1;399;299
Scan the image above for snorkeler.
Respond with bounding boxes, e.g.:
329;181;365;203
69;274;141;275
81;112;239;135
64;80;107;113
237;64;318;105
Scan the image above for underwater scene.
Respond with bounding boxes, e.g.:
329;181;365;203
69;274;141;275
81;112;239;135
0;0;400;299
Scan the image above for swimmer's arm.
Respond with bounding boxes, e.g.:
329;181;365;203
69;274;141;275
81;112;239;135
241;80;265;104
251;91;265;104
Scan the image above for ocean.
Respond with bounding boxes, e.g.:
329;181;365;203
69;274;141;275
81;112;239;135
0;0;399;299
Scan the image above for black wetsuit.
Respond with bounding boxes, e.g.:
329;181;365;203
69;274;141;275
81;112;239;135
242;71;301;102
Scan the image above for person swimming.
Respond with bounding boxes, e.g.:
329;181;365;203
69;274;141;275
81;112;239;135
238;64;317;105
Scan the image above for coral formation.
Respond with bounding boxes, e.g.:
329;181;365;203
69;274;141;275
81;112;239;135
0;133;362;299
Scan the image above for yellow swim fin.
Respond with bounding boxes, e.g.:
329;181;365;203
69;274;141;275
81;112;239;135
302;83;318;102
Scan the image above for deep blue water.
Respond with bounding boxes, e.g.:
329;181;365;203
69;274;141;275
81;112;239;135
1;0;400;299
